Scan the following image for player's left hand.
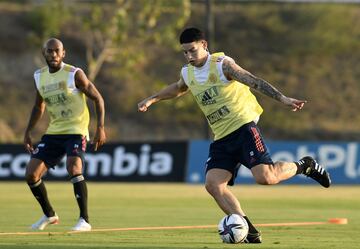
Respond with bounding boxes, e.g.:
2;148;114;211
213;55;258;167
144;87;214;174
282;97;307;111
24;132;34;153
92;126;106;151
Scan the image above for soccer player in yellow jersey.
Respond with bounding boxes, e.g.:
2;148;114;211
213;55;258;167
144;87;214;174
138;27;331;243
24;38;106;231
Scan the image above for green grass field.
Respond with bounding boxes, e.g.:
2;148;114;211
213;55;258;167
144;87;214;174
0;182;358;249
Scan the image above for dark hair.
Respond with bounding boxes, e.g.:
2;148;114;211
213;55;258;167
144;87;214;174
179;27;206;44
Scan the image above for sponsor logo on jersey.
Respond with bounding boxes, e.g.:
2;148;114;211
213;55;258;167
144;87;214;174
42;81;67;93
206;105;230;124
44;93;69;106
195;86;219;106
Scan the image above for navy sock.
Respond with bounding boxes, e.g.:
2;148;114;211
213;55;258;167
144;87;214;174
71;175;89;223
28;180;55;217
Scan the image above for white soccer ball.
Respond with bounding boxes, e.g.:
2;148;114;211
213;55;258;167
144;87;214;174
218;214;249;243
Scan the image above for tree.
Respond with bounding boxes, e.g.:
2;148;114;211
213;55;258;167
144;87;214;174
26;0;70;66
25;0;193;139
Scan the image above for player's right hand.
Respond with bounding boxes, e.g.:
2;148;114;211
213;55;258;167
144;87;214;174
24;133;34;154
137;98;152;112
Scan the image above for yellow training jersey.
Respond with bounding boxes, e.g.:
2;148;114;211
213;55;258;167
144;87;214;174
184;52;263;140
34;63;90;138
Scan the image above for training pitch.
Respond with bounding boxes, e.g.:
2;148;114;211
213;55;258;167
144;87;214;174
0;182;358;249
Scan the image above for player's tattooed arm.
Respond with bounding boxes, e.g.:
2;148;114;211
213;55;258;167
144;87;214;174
222;58;306;111
222;58;284;102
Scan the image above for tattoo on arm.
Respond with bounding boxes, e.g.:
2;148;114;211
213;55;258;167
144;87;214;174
223;59;284;101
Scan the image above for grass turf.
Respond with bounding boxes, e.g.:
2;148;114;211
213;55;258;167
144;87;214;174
0;182;359;249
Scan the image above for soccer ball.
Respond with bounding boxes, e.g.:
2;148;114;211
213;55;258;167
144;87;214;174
218;214;249;243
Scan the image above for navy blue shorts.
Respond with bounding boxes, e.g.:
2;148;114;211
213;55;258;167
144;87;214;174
31;134;87;168
205;122;273;185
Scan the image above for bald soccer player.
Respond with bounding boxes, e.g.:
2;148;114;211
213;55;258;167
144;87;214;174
24;38;106;231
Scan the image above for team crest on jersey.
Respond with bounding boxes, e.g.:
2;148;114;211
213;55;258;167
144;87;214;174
190;80;195;86
61;109;73;118
208;73;217;84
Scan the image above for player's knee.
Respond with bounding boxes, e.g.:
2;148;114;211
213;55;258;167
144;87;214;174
66;157;83;176
25;171;39;184
67;165;83;177
254;174;279;185
252;164;280;185
205;181;224;196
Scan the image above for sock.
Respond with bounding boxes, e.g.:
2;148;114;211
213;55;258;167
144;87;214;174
295;160;305;174
28;179;55;217
71;175;89;223
243;216;259;234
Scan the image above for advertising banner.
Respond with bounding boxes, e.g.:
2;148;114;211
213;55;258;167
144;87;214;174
187;140;360;185
2;140;359;184
0;142;187;182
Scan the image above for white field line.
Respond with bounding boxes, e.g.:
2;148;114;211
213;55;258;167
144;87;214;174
0;219;345;236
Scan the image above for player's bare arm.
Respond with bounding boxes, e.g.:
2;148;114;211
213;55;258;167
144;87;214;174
75;69;106;151
24;87;45;153
138;77;189;112
222;58;306;111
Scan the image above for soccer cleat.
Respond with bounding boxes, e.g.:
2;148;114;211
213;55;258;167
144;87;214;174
243;232;262;243
71;217;91;231
299;156;331;188
31;214;59;230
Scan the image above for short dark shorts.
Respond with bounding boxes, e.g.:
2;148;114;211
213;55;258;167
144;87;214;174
31;134;87;168
205;122;273;185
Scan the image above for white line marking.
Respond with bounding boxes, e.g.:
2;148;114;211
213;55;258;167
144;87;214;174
0;219;345;236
